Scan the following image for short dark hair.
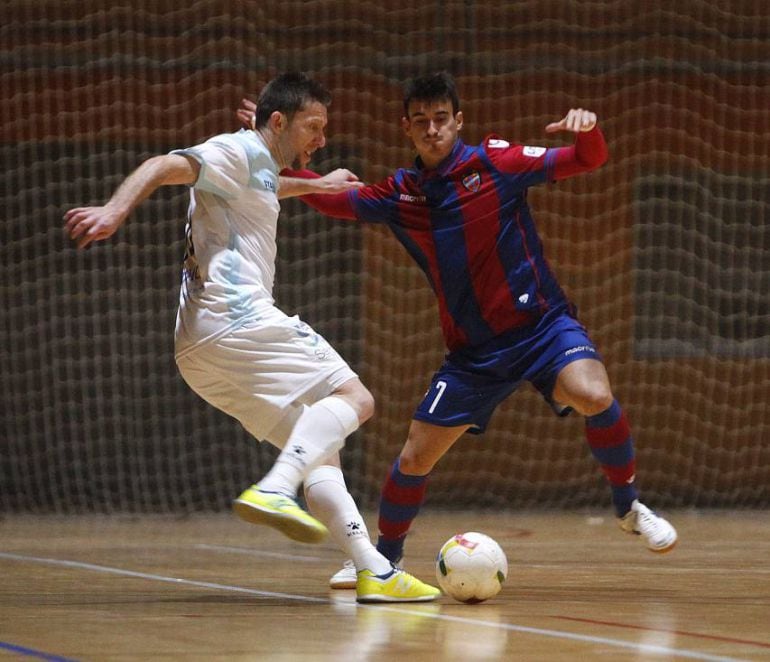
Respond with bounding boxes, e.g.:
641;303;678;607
254;72;331;128
403;71;460;116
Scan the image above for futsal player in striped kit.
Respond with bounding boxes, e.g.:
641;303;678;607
64;73;440;603
266;71;678;588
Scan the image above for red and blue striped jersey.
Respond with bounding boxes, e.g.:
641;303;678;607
294;128;607;351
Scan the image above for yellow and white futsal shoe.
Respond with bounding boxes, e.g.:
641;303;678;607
233;485;328;544
356;567;441;603
619;499;678;553
331;555;405;589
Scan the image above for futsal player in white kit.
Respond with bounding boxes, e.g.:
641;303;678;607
64;72;439;603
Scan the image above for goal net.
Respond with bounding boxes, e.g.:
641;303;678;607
1;1;768;513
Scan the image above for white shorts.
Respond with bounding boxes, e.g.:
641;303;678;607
175;309;357;442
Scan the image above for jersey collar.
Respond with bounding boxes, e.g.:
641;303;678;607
415;138;466;179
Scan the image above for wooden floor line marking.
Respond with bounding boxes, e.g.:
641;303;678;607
0;640;78;662
369;605;747;662
0;551;327;604
0;550;748;662
553;615;770;649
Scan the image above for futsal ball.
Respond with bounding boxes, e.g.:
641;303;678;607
435;531;508;603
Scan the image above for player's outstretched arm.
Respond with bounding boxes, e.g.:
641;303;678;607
64;154;199;249
279;168;358;220
545;108;608;177
278;169;363;199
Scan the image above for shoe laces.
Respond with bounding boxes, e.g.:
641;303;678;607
636;506;665;535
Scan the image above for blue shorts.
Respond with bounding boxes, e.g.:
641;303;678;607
413;306;601;434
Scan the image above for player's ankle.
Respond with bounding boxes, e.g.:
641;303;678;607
376;536;405;564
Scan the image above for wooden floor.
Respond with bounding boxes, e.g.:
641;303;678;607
1;510;768;661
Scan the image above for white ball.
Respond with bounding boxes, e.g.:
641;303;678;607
435;531;508;603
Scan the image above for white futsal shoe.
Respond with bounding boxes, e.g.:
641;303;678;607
329;559;357;589
619;500;678;553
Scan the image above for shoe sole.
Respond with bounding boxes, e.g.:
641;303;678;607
649;539;678;554
232;499;327;544
356;593;439;603
329;578;357;589
619;523;678;554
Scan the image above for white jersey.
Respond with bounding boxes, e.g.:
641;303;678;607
172;130;281;358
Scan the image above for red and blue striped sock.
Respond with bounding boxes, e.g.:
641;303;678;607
376;458;429;563
585;400;638;517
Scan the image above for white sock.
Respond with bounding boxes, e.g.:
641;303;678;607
259;397;359;496
304;465;392;575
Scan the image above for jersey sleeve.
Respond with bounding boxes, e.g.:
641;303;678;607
283;168;397;224
171;135;249;199
482;136;557;187
549;126;609;180
482;127;608;186
348;176;399;224
279;168;356;219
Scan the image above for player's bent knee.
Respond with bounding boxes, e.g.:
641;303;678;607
576;390;614;417
333;380;375;424
361;392;375;423
346;390;375;425
352;387;375;423
397;449;434;476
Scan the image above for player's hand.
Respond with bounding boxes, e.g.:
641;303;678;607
545;108;597;134
237;98;257;130
317;168;365;193
63;205;124;249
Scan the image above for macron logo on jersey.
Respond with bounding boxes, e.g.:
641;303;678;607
399;193;426;203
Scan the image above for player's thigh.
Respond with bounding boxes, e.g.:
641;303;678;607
220;315;354;399
176;325;354;442
176;353;273;439
552;358;613;415
413;356;519;436
527;309;607;415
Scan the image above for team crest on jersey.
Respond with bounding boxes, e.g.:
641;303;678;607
462;171;481;192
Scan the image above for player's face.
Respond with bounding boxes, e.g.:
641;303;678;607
402;98;463;169
282;100;328;169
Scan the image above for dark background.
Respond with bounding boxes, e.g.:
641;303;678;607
1;1;768;513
